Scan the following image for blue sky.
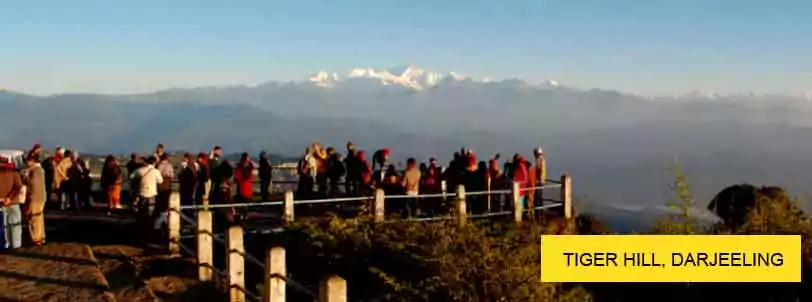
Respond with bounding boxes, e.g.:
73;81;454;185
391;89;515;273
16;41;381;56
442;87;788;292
1;0;810;95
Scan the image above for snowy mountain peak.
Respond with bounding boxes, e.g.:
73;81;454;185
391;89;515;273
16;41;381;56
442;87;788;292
341;65;452;90
308;71;339;87
305;65;564;91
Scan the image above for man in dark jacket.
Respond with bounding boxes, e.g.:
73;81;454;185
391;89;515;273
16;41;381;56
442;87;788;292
343;142;359;196
258;151;273;201
178;153;198;206
196;153;211;205
209;146;223;197
326;148;345;197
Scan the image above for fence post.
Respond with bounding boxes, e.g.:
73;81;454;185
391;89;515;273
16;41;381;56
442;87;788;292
227;225;246;302
560;174;572;219
319;274;347;302
197;210;213;282
441;180;447;197
456;185;467;227
283;191;294;225
486;177;492;213
168;192;181;255
203;180;211;209
512;182;522;224
374;188;385;222
265;247;285;302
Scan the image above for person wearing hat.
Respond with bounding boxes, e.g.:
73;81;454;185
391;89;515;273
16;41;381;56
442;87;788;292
0;155;23;249
371;148;390;184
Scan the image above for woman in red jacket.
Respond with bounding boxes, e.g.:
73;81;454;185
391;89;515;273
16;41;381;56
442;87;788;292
233;153;255;203
511;153;529;212
231;153;254;224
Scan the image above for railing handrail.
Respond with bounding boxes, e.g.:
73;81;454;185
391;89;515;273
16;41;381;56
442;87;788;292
175;174;572;301
178;183;562;211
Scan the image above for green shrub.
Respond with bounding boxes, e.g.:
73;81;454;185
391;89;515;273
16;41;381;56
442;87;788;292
286;216;591;302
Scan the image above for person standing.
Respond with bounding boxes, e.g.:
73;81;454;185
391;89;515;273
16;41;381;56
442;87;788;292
258;151;273;201
296;147;316;199
233;153;255;204
101;155;123;213
24;155;46;246
357;150;373;197
195;153;211;205
27;144;43;163
343;142;360;196
55;150;73;210
511;154;529;212
209;146;223;198
0;155;23;250
325;148;345;197
371;148;390;184
76;157;93;209
532;147;547;208
153;143;165;161
178;153;198;206
401;158;421;217
130;157;164;242
126;153;141;206
68;156;88;211
311;143;328;196
41;152;55;205
156;153;174;216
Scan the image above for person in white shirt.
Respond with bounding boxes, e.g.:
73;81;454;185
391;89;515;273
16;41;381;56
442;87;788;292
130;157;164;237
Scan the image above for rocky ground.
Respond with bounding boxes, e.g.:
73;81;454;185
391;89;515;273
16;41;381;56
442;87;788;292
0;208;224;302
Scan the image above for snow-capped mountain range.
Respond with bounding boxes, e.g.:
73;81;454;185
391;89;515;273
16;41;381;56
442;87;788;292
307;65;560;90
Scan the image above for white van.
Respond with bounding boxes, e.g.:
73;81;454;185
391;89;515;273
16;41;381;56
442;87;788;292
0;150;25;170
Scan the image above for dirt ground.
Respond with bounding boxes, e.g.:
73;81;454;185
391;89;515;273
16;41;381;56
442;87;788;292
0;243;110;302
0;208;223;302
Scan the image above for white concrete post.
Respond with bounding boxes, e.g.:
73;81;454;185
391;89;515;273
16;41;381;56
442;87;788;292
197;210;213;282
265;247;285;302
227;226;245;302
456;185;467;227
203;180;211;209
283;190;294;225
441;180;447;197
319;275;347;302
374;188;385;222
168;192;181;255
512;181;522;224
486;177;492;213
561;174;573;219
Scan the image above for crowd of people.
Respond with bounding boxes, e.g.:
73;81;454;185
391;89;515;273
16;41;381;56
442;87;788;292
294;141;548;218
0;141;549;250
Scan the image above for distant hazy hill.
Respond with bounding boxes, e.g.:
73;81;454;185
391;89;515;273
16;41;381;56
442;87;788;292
5;65;812;219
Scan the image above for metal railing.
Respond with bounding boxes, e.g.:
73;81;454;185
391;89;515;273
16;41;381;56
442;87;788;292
168;174;573;302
